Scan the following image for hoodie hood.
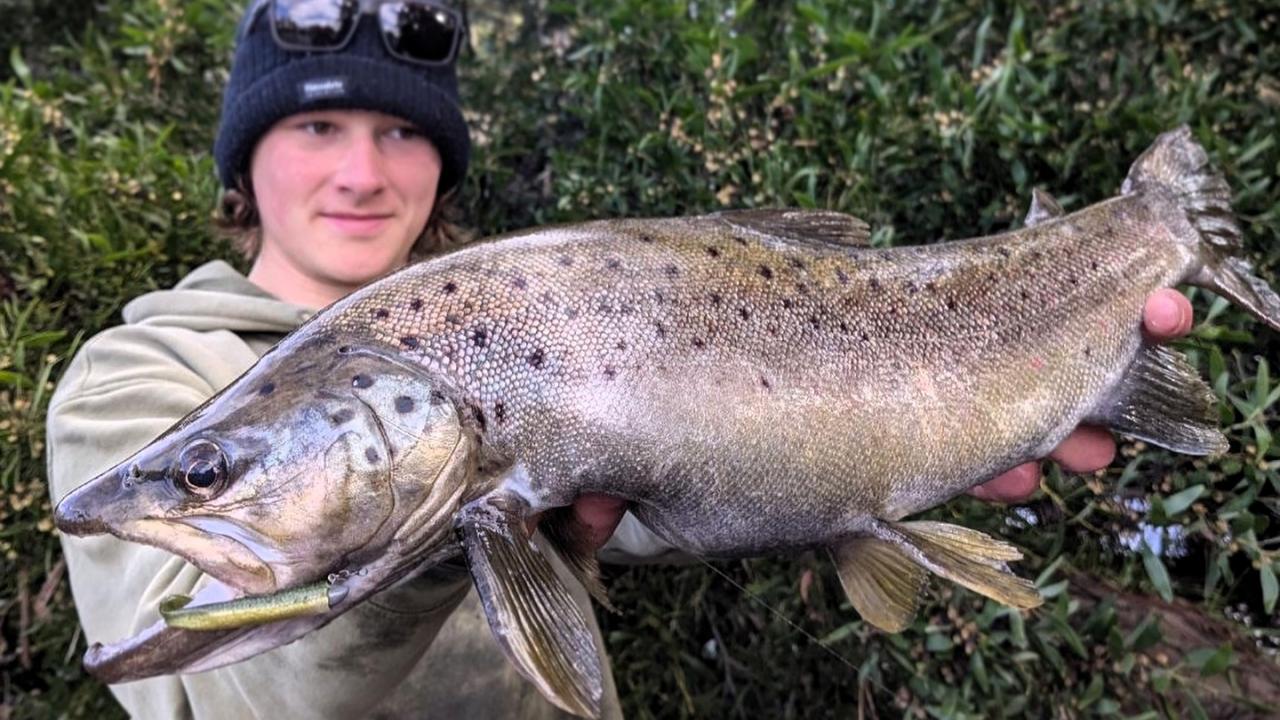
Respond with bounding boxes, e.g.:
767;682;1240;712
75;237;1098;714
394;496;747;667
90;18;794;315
123;261;313;334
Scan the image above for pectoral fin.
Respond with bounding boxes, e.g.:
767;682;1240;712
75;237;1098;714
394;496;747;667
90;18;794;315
829;537;928;632
866;519;1042;610
456;493;604;719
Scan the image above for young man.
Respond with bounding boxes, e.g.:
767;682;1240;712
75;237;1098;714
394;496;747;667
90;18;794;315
46;1;1194;717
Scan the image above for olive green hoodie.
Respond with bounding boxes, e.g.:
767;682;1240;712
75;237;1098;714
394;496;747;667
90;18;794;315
46;260;649;719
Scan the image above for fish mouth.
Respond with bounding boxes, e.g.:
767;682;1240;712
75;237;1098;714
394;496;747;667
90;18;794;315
118;518;280;596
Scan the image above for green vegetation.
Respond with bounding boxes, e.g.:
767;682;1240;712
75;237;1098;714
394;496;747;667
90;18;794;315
3;0;1277;717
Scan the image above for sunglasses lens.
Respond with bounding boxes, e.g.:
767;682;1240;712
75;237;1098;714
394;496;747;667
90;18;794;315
272;0;359;48
380;2;461;64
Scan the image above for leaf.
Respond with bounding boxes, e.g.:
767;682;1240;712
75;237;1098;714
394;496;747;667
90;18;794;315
9;46;31;85
1140;542;1174;602
1160;485;1203;517
1184;643;1233;676
1262;564;1278;615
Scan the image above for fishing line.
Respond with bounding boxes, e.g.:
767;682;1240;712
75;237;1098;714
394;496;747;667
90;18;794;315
694;557;877;682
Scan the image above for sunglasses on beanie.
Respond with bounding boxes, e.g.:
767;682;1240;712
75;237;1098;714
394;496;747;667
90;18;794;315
246;0;465;66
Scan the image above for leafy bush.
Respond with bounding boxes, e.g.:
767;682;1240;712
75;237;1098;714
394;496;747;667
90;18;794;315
2;1;1277;717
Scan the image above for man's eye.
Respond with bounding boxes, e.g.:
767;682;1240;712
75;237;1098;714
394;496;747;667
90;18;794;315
300;120;335;135
388;126;424;141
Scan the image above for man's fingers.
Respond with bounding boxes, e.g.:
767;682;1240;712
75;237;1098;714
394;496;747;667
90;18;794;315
571;493;627;550
1142;288;1193;341
969;462;1040;503
1049;425;1117;473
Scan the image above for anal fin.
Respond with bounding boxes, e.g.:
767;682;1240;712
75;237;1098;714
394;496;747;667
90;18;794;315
1102;344;1228;455
456;493;604;719
830;537;928;632
868;520;1042;611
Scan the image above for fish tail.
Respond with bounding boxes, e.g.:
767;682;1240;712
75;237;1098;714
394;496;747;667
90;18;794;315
1123;125;1280;331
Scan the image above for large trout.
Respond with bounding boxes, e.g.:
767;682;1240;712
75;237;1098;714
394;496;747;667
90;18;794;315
55;127;1280;717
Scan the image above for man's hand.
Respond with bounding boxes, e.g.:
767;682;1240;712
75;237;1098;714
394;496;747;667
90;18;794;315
968;288;1194;503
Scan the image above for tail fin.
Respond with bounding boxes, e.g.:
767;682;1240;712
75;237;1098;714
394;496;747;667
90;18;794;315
1124;125;1280;331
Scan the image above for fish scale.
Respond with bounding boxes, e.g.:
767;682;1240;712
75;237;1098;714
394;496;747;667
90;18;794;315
54;127;1280;719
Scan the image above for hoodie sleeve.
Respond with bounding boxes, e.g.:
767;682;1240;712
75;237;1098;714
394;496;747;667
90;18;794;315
46;325;477;720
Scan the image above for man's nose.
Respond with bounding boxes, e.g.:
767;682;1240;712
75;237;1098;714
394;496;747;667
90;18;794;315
334;134;387;197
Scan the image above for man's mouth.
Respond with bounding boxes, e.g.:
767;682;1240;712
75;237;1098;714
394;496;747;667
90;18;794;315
320;212;394;236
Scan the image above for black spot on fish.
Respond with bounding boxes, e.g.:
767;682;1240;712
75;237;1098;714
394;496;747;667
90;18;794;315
788;257;806;270
410;298;423;311
925;281;937;293
838;321;850;333
330;408;354;425
905;282;918;294
540;292;554;305
603;366;617;379
616;340;627;350
653;289;666;304
796;282;809;295
709;292;723;306
597;300;613;314
353;374;373;389
782;297;795;309
443;281;457;295
494;401;506;423
374;308;389;320
1090;260;1099;271
429;391;446;405
860;331;870;341
1031;250;1044;261
527;349;546;369
257;382;275;397
1020;289;1031;301
1084;347;1092;358
733;235;748;246
337;345;354;354
808;315;821;329
997;247;1011;258
401;336;419;349
445;313;462;326
738;307;750;320
767;323;779;336
472;407;487;432
512;276;528;290
869;278;881;290
760;376;772;390
664;264;680;278
395;396;414;414
758;265;774;280
366;447;379;463
566;307;580;319
620;302;636;315
835;268;850;285
705;246;721;258
471;327;489;348
946;299;957;311
639;234;655;243
606;258;622;270
559;256;574;267
1068;275;1079;285
692;337;706;349
654;321;667;338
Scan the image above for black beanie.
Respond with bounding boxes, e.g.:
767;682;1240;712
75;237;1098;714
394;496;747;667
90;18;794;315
213;2;471;194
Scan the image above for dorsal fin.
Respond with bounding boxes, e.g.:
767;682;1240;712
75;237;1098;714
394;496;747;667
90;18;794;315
712;208;872;247
1024;188;1065;227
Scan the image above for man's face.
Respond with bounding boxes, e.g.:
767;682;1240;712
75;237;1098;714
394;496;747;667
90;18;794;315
249;109;441;296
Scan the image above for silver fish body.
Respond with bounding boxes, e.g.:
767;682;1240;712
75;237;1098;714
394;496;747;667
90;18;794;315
54;127;1280;718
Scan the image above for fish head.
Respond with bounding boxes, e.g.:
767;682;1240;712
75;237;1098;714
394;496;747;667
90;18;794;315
54;331;479;681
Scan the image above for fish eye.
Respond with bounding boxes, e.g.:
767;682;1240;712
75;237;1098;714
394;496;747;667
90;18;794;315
177;440;229;498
